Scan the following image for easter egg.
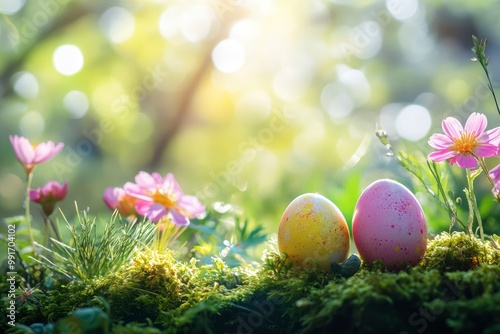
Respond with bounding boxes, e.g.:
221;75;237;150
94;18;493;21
352;179;427;269
278;193;350;271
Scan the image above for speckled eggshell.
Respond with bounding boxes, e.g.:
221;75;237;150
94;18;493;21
278;193;350;271
352;179;427;270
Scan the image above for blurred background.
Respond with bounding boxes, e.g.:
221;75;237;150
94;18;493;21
2;0;500;238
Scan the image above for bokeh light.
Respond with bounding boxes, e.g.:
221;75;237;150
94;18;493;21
321;83;354;121
99;7;135;44
1;0;500;237
180;5;214;42
0;0;26;15
273;66;311;102
212;39;246;73
53;45;84;75
351;21;383;59
386;0;419;21
19;111;45;137
235;91;272;123
12;71;39;100
159;7;181;40
230;19;261;41
0;173;23;210
395;104;432;141
63;90;89;119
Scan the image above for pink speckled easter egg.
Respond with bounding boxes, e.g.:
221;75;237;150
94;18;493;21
278;193;350;271
352;179;427;270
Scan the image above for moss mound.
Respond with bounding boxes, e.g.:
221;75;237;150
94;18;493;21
25;249;191;326
3;233;500;333
421;232;500;271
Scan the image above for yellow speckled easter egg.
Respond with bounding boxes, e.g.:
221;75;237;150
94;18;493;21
278;193;350;271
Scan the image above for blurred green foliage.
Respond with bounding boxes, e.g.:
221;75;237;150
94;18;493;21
2;0;500;241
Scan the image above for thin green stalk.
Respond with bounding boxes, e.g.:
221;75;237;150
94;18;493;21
47;214;61;241
465;168;484;241
25;171;36;256
42;211;49;247
471;36;500;115
475;157;494;187
478;59;500;115
426;160;466;231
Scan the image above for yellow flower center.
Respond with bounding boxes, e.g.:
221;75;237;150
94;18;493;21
453;132;477;154
151;188;176;209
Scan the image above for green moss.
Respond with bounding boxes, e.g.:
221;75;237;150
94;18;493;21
35;249;189;325
8;232;500;334
156;238;500;334
420;232;500;271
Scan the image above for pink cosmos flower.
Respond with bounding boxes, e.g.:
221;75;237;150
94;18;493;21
103;187;138;217
30;181;68;216
124;171;205;225
9;135;64;174
428;112;500;168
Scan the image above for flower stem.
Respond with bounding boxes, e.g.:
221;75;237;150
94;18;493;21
25;171;37;256
472;155;500;203
465;168;484;241
479;60;500;115
471;36;500;115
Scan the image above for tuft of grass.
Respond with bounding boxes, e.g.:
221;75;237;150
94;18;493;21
32;206;156;282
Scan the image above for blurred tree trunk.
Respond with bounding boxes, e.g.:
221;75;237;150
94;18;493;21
146;9;245;170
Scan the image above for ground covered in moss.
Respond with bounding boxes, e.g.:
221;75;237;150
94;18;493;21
2;232;500;334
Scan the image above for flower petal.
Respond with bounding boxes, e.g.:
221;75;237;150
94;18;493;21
135;171;157;190
33;141;64;164
177;195;205;218
163;173;183;198
29;189;41;202
473;143;498;158
464;112;487;135
455;154;478;168
428;149;456;162
478;127;500;146
124;182;152;201
103;187;121;209
428;133;454;149
144;203;167;222
151;172;164;184
169;210;190;227
10;135;35;164
489;164;500;182
442;117;463;139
